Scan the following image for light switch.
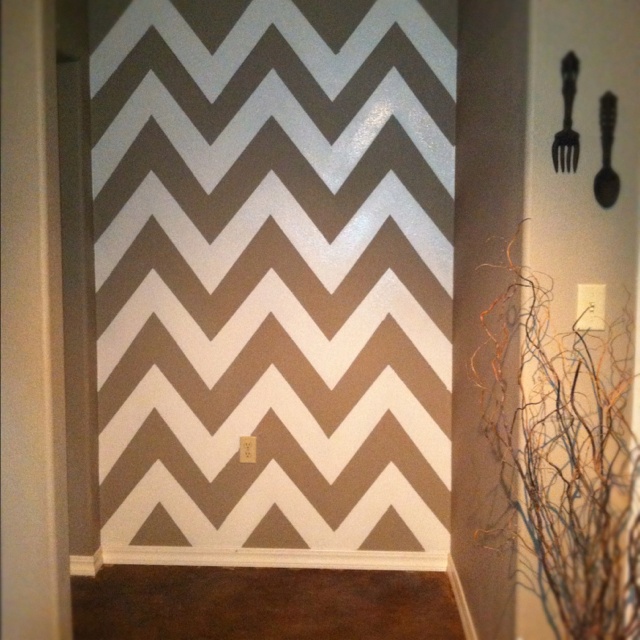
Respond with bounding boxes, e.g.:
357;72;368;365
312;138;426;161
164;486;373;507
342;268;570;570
576;284;606;331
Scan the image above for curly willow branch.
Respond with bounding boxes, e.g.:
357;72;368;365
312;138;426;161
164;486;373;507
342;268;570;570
470;234;639;640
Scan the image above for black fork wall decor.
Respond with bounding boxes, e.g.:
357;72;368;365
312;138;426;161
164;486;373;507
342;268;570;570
552;51;580;173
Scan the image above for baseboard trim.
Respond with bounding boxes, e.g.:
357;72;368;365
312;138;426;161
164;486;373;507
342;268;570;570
100;547;448;572
447;554;479;640
70;548;104;577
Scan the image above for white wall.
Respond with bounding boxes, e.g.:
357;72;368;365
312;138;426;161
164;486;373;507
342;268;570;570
1;0;72;636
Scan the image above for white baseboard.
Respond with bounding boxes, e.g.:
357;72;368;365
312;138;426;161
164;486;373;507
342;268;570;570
99;547;449;572
447;554;479;640
70;548;104;577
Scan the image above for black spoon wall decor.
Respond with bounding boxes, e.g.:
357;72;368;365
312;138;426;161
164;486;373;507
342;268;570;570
594;91;620;209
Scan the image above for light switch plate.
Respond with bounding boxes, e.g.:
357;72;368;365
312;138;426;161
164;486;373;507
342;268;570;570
576;284;606;331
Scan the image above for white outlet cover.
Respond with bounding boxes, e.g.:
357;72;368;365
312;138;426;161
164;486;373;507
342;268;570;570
576;284;606;331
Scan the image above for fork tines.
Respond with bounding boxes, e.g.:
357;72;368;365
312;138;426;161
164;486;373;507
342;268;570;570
552;131;580;173
553;52;580;173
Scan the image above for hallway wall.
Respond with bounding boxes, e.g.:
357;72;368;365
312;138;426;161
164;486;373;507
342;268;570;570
57;0;102;559
1;0;72;636
519;1;640;637
452;1;528;638
88;0;458;565
452;1;639;639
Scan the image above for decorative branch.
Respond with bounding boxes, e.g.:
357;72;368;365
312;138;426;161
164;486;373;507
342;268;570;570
471;232;639;639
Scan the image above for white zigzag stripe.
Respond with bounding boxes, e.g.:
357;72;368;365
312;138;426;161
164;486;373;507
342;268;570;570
99;364;451;488
90;0;456;101
95;171;453;296
91;69;454;198
100;460;450;550
97;269;452;392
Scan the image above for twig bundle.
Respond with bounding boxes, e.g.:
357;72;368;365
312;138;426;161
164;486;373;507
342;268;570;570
471;235;639;640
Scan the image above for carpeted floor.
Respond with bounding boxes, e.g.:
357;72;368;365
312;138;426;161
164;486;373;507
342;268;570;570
72;565;465;639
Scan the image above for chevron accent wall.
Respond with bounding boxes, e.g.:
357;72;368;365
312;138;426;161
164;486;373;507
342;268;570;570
91;0;456;560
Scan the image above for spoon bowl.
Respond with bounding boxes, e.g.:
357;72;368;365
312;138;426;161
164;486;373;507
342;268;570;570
594;166;620;209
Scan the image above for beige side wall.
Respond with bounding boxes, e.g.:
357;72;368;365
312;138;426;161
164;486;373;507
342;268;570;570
1;0;72;637
454;2;639;639
56;0;101;557
518;1;640;638
452;2;529;639
524;0;639;333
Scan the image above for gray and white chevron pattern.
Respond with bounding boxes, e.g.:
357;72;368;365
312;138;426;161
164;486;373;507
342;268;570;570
92;0;455;555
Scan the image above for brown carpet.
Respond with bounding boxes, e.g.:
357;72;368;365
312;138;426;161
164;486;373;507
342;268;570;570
72;565;465;639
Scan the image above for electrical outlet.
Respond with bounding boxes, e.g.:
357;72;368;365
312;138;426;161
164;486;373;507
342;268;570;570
576;284;606;331
239;436;257;463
